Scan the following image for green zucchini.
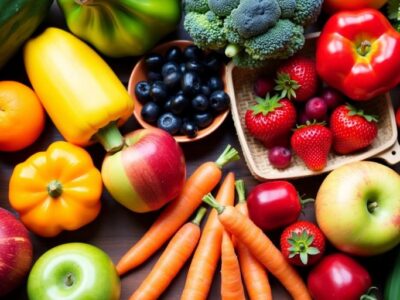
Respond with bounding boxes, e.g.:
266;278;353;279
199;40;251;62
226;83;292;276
385;247;400;300
0;0;53;69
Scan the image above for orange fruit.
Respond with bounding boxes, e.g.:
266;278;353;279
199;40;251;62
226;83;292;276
0;81;45;151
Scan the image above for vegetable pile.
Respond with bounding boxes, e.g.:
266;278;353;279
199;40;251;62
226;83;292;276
183;0;324;67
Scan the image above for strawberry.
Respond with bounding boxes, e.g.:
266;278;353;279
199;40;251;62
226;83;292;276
330;104;378;154
290;122;332;171
275;56;318;102
245;94;296;148
280;220;326;267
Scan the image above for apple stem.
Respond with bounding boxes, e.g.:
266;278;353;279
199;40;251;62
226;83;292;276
95;122;125;153
47;180;63;198
192;207;207;226
215;145;240;169
64;273;75;287
235;179;246;203
202;193;225;214
367;201;378;213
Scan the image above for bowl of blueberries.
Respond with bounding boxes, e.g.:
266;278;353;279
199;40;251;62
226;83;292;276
128;40;230;142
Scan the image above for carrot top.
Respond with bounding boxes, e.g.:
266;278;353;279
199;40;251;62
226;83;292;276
203;193;226;214
192;207;208;226
215;145;240;168
234;180;246;204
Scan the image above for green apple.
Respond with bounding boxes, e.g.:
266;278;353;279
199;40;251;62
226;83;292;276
27;243;120;300
316;161;400;256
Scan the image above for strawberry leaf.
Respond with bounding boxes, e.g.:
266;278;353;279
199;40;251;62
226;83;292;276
274;72;300;100
250;93;283;116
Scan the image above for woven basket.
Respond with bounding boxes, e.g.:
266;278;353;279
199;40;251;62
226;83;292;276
226;33;400;181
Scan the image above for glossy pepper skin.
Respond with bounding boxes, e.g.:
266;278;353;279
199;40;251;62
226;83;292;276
8;141;103;237
57;0;181;57
23;27;134;152
316;9;400;101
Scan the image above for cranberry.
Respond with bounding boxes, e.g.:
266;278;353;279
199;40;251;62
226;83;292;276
253;77;274;98
268;146;292;169
320;87;345;110
305;97;328;121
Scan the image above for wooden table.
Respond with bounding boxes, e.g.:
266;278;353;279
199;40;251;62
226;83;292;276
1;3;399;300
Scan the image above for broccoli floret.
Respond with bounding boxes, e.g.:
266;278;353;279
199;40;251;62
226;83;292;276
244;19;305;61
208;0;240;17
223;14;245;46
183;0;209;14
292;0;323;27
183;11;227;50
231;0;281;39
276;0;296;18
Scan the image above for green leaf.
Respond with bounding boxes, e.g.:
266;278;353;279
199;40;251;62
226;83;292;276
288;253;297;258
388;0;400;20
307;247;320;255
300;252;308;265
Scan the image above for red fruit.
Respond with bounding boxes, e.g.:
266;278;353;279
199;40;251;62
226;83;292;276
275;56;318;102
291;123;333;171
280;220;326;267
245;94;296;148
396;107;400;128
305;97;328;121
253;76;274;98
330;104;378;155
320;87;345;110
268;146;292;169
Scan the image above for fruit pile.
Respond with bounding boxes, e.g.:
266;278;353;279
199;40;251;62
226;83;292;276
135;44;230;138
245;56;379;171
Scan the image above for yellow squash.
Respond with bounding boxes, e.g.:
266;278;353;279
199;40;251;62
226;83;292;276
23;27;134;152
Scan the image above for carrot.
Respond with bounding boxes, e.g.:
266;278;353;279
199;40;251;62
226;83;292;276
180;172;236;300
129;207;208;300
234;180;272;300
116;145;239;275
203;193;312;300
221;230;246;300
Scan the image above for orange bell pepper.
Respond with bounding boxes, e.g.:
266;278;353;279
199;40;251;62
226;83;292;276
8;141;102;237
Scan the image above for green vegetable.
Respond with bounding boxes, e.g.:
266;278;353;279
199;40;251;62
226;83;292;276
57;0;181;57
385;247;400;300
183;11;227;50
231;0;281;38
0;0;53;69
183;0;322;66
183;0;209;14
208;0;240;17
244;19;305;61
387;0;400;32
292;0;324;27
276;0;296;18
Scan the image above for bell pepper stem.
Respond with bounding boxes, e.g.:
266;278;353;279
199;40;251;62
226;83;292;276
47;180;63;198
357;40;371;57
95;122;125;153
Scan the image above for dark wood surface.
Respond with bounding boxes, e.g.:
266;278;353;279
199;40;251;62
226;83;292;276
1;3;399;300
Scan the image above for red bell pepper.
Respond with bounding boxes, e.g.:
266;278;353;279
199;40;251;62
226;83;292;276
316;9;400;101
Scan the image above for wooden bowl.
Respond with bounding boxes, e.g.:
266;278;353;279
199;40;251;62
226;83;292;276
226;32;400;181
128;40;229;143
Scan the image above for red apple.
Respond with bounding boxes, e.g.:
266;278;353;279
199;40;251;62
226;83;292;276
0;207;33;296
101;128;186;213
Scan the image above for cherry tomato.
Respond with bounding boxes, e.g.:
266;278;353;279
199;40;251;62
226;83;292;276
323;0;387;14
307;253;372;300
247;181;303;231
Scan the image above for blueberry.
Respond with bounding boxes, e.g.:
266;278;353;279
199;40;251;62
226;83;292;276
200;85;211;97
170;94;190;115
181;72;202;96
145;53;164;71
185;60;204;74
150;81;168;104
161;62;180;78
183;45;203;61
210;90;230;112
191;94;209;112
141;102;161;124
208;76;224;91
163;71;182;92
181;121;198;138
147;71;163;82
157;112;182;135
193;112;214;128
202;52;223;72
179;63;186;73
134;81;152;104
164;99;173;112
165;46;183;63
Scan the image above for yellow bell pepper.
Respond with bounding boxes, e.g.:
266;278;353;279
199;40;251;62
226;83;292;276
9;141;103;237
23;27;134;152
